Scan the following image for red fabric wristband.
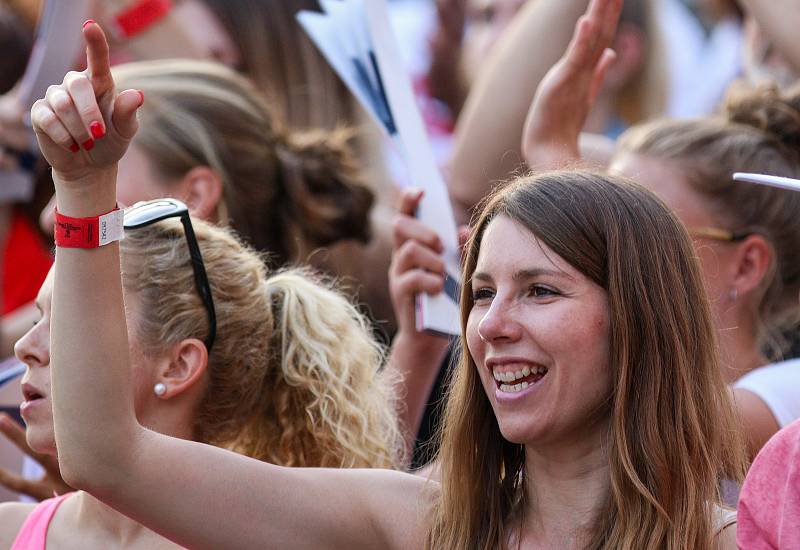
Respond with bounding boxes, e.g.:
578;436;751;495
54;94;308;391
113;0;172;39
54;207;124;248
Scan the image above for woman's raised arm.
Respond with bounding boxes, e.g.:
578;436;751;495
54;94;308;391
38;22;430;550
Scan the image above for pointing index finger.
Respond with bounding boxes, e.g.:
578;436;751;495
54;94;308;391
82;20;114;100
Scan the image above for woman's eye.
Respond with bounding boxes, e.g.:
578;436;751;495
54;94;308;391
472;287;495;301
529;285;559;298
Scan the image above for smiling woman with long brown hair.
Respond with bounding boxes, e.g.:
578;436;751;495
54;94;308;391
33;16;744;550
430;171;746;549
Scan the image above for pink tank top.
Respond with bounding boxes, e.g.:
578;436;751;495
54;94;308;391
11;493;72;550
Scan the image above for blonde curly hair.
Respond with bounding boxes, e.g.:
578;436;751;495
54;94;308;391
120;216;402;469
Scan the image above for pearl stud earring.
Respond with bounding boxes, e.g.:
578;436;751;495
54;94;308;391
154;383;167;397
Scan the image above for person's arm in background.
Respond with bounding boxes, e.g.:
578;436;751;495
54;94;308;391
447;0;592;222
738;0;800;73
427;0;469;119
96;0;204;59
0;413;71;500
384;189;452;459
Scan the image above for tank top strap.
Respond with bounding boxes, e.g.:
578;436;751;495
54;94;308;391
10;493;73;550
712;505;738;535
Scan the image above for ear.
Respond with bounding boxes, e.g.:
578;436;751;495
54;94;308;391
179;166;224;222
732;234;773;299
155;338;209;400
604;23;645;89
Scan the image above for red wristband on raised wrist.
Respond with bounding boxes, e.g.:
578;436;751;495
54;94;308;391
54;207;124;248
113;0;172;39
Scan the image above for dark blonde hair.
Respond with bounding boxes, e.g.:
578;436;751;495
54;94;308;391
618;83;800;357
112;60;373;266
428;171;745;549
120;218;402;468
198;0;357;131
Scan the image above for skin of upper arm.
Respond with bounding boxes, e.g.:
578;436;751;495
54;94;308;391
95;428;434;550
0;502;36;548
732;388;781;460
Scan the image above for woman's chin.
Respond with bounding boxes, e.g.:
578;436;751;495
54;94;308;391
26;428;57;456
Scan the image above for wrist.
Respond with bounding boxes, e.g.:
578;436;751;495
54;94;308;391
394;327;451;356
53;168;118;218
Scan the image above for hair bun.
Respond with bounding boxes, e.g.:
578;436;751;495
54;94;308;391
276;128;374;248
725;82;800;150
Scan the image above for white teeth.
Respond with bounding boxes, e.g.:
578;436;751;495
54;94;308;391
499;382;529;393
493;366;549;386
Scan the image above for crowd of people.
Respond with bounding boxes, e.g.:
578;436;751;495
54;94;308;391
0;0;799;548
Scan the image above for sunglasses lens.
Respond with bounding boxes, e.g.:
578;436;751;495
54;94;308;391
123;200;187;228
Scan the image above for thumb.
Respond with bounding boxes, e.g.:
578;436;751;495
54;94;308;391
112;89;144;140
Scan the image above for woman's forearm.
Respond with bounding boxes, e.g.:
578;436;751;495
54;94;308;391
50;170;140;490
384;331;450;461
448;0;590;220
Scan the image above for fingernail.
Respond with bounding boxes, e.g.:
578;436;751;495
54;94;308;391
137;90;145;106
83;19;94;29
82;138;95;151
69;143;80;153
89;121;105;139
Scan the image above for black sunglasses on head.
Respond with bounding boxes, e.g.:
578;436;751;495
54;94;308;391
123;198;217;353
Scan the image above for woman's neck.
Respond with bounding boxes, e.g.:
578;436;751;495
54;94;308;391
719;310;769;384
70;490;158;547
518;426;610;549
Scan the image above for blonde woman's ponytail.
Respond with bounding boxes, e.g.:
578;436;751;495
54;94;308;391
230;268;403;468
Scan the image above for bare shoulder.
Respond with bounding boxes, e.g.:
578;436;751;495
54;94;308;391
732;388;781;459
0;501;36;547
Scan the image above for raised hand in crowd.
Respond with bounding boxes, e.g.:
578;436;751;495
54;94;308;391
0;414;70;500
386;188;454;452
521;0;619;171
31;23;142;191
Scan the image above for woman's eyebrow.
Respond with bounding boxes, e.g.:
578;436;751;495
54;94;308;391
472;267;575;284
512;268;574;282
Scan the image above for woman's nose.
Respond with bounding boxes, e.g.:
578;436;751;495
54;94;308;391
14;323;49;369
477;298;522;344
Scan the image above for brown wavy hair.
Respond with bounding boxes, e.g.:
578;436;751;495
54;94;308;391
120;218;402;469
427;171;746;549
618;82;800;358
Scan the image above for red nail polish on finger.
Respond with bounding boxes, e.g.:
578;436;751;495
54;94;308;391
83;19;94;29
82;138;95;151
89;121;105;139
69;143;80;153
137;90;145;105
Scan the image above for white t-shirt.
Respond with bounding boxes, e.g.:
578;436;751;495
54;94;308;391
734;359;800;428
